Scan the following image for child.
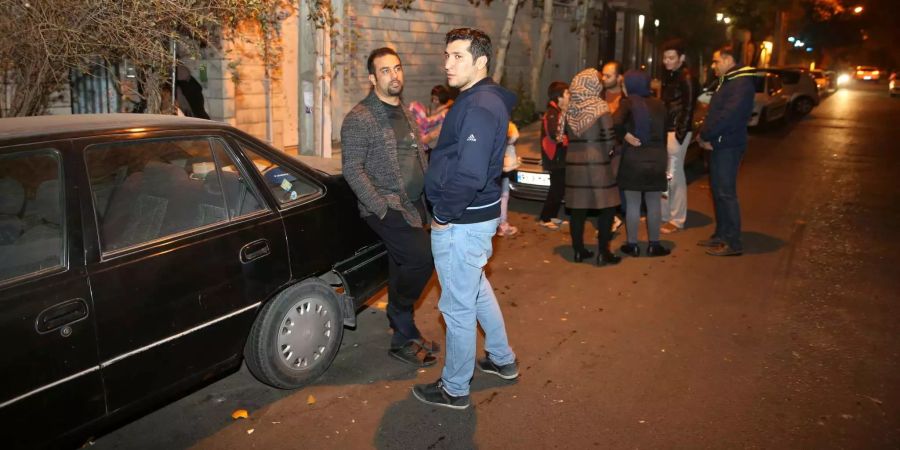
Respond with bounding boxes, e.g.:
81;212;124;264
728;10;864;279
497;122;520;236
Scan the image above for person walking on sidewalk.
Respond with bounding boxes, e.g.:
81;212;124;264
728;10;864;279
340;47;438;367
660;39;700;234
614;70;671;258
414;28;519;410
537;81;570;230
564;68;622;266
697;44;757;256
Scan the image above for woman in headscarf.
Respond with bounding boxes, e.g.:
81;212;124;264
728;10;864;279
614;70;671;257
564;68;622;266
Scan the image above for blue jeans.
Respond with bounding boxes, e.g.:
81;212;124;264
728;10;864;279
431;218;515;396
709;145;745;250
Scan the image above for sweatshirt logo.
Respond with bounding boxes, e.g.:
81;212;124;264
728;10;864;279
466;134;477;142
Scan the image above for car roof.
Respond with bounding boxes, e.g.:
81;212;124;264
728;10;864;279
0;114;226;142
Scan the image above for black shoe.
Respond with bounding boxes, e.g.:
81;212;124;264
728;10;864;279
619;243;640;257
647;243;671;257
705;243;743;256
573;248;595;263
596;251;622;266
476;355;519;380
412;379;470;410
389;341;437;367
697;237;725;247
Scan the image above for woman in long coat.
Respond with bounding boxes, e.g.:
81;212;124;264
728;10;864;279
564;68;622;266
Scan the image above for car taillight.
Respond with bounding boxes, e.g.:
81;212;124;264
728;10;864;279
873;70;879;76
857;70;864;75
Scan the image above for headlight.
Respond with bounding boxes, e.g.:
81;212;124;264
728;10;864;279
837;74;850;85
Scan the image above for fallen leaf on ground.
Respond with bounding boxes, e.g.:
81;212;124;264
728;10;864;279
231;409;249;420
307;395;316;405
247;429;255;435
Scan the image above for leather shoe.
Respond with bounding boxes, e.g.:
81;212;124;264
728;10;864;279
705;244;743;256
619;243;640;257
697;237;725;247
596;251;622;266
389;341;437;367
647;243;671;257
573;248;595;263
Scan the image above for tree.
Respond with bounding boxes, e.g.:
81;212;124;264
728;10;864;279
0;0;293;117
530;0;554;102
492;0;523;84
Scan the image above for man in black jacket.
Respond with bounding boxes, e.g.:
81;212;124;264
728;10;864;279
660;39;699;234
413;28;518;410
340;48;437;366
698;44;757;256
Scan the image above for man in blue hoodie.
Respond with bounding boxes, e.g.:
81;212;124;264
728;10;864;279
412;28;518;410
698;44;756;256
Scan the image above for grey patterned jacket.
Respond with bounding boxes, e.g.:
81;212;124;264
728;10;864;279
340;90;428;227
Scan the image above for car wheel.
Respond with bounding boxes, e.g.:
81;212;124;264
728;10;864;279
244;279;344;389
793;97;814;116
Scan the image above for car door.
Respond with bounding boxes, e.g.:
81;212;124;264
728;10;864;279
229;135;387;308
767;75;789;120
0;143;104;447
79;132;290;412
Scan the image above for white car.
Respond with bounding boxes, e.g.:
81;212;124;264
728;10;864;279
697;72;789;127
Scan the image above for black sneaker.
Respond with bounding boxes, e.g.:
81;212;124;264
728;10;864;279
412;379;470;410
476;356;519;380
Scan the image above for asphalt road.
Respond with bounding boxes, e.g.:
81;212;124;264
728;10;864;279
91;82;900;449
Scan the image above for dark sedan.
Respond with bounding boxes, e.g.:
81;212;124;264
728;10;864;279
0;114;388;448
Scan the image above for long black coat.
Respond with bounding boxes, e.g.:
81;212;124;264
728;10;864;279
613;97;668;192
563;114;620;210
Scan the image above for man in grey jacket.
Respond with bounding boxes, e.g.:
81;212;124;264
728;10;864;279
341;47;437;366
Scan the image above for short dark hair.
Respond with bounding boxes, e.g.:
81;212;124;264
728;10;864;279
602;60;624;76
547;81;569;103
662;38;686;57
715;43;736;60
367;47;399;75
431;85;451;104
446;28;492;71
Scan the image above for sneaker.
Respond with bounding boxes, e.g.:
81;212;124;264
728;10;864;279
611;216;623;232
660;222;681;234
538;220;559;230
550;218;569;226
412;379;470;410
476;355;519;380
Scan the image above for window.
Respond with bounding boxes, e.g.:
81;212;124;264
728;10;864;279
86;137;234;252
0;149;64;282
209;139;266;219
768;75;783;96
238;141;321;205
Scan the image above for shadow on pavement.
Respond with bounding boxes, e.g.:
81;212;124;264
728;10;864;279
685;210;714;229
742;231;787;255
374;376;517;450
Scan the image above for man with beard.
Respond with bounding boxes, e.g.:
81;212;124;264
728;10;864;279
341;47;438;366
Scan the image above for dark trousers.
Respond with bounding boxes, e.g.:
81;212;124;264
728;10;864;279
569;207;616;253
539;167;566;222
709;145;745;250
363;205;433;347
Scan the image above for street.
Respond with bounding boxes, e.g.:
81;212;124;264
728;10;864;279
92;82;900;449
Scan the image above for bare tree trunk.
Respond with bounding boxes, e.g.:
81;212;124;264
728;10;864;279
529;0;553;102
577;0;593;69
313;25;324;156
492;0;520;84
321;13;333;158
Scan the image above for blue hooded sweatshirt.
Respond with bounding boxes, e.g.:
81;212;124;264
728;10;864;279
425;77;517;225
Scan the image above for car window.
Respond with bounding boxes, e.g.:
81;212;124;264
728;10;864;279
779;71;801;84
0;149;64;282
237;141;321;206
753;76;766;93
768;75;783;95
86;137;231;252
209;139;266;219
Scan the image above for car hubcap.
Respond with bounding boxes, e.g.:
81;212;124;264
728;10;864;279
276;296;333;371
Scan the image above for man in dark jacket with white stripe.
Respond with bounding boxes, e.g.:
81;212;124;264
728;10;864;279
698;44;757;256
412;28;518;410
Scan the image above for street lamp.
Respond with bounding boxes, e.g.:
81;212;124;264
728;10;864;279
788;36;796;43
716;13;724;22
853;5;863;14
654;19;660;28
638;14;645;30
723;17;732;24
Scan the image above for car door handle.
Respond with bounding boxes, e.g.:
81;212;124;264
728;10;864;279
36;299;89;334
240;239;271;263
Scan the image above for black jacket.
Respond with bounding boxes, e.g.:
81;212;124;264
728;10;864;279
700;67;757;149
661;65;699;144
425;78;517;225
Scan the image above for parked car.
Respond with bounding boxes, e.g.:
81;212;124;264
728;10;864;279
747;72;791;127
823;70;840;93
890;72;899;97
855;66;881;81
763;68;820;116
0;114;388;448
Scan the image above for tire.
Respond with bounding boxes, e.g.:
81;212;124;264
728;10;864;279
244;279;344;389
793;97;814;116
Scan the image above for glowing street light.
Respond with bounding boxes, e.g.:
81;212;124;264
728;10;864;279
788;36;796;43
654;19;660;28
723;17;732;24
853;6;863;14
806;47;813;52
716;13;724;22
639;14;645;30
